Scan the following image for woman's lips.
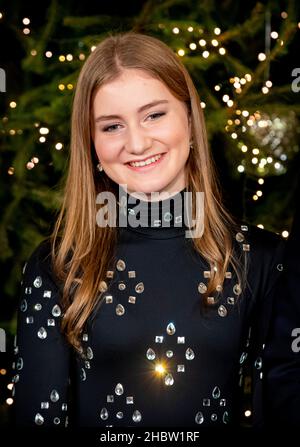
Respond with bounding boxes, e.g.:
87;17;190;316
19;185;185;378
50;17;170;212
125;153;166;172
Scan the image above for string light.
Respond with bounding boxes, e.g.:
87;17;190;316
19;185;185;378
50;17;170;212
39;127;49;135
281;11;288;19
59;55;65;62
258;53;266;61
219;47;226;55
0;12;3;19
31;49;37;56
79;53;85;60
187;26;193;32
258;178;264;185
271;31;278;39
23;18;30;25
8;167;14;175
214;27;221;35
189;43;197;50
58;84;65;91
66;54;73;61
257;224;264;229
23;28;30;35
90;46;96;52
39;136;46;143
172;27;180;34
9;102;17;109
202;50;209;58
178;49;185;56
244;410;251;417
6;398;13;406
211;39;219;47
199;39;206;46
282;230;289;238
45;51;52;58
55;143;63;150
237;165;244;172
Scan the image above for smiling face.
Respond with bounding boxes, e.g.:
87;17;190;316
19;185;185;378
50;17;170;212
92;69;192;200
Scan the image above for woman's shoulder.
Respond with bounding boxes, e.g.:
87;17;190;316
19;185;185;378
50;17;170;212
22;237;59;287
235;223;286;276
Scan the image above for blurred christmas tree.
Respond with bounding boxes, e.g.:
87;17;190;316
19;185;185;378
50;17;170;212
0;0;299;424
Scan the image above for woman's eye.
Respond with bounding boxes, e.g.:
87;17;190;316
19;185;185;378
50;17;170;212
148;112;165;120
102;112;165;133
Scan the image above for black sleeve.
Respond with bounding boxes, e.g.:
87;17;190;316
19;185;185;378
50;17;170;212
264;202;300;426
13;239;71;427
248;230;285;428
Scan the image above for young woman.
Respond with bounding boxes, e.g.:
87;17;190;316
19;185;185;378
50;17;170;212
13;31;284;428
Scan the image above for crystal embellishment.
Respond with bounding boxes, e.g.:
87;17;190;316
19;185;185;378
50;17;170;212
218;305;227;317
116;259;126;271
135;282;144;293
105;295;113;304
33;276;42;288
116;304;125;316
20;299;27;312
233;284;242;295
128;296;136;304
198;282;207;294
164;373;174;386
37;327;47;339
155;336;164;343
52;305;61;317
43;290;52;298
185;348;195;360
146;348;156;360
195;412;204;424
34;303;42;311
166;350;173;358
100;408;109;420
35;413;44;425
50;389;59;402
212;386;221;399
235;232;245;242
132;410;142;423
166;322;176;335
118;282;126;291
115;383;124;396
177;336;185;344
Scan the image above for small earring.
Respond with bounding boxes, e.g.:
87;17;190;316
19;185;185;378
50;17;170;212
189;141;194;150
97;162;103;172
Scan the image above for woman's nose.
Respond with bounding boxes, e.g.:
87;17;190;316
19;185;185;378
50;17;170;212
125;126;153;155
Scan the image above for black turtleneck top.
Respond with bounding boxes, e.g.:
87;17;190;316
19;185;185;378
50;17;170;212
13;187;285;428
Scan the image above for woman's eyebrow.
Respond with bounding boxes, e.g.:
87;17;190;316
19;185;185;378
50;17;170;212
94;99;169;122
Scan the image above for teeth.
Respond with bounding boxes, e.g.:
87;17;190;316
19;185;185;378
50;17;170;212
129;154;162;167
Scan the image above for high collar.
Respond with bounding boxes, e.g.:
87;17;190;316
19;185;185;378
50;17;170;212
116;185;188;239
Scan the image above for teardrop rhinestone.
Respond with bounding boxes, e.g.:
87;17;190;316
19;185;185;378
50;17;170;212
52;304;61;317
146;348;156;360
239;352;248;364
80;368;86;381
254;357;262;369
115;383;124;396
195;411;204;424
235;232;245;242
100;408;109;420
185;348;195;360
132;410;142;423
166;322;176;335
16;357;23;370
86;347;93;360
37;327;47;339
166;350;173;358
233;284;242;295
34;413;44;425
20;299;27;312
99;280;108;292
223;411;229;424
135;282;144;293
164;373;174;386
33;276;42;288
115;304;125;316
198;282;207;294
50;389;59;402
116;259;126;271
218;305;227;317
212;386;221;399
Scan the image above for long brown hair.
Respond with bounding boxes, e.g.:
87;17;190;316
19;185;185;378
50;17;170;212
51;31;243;352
